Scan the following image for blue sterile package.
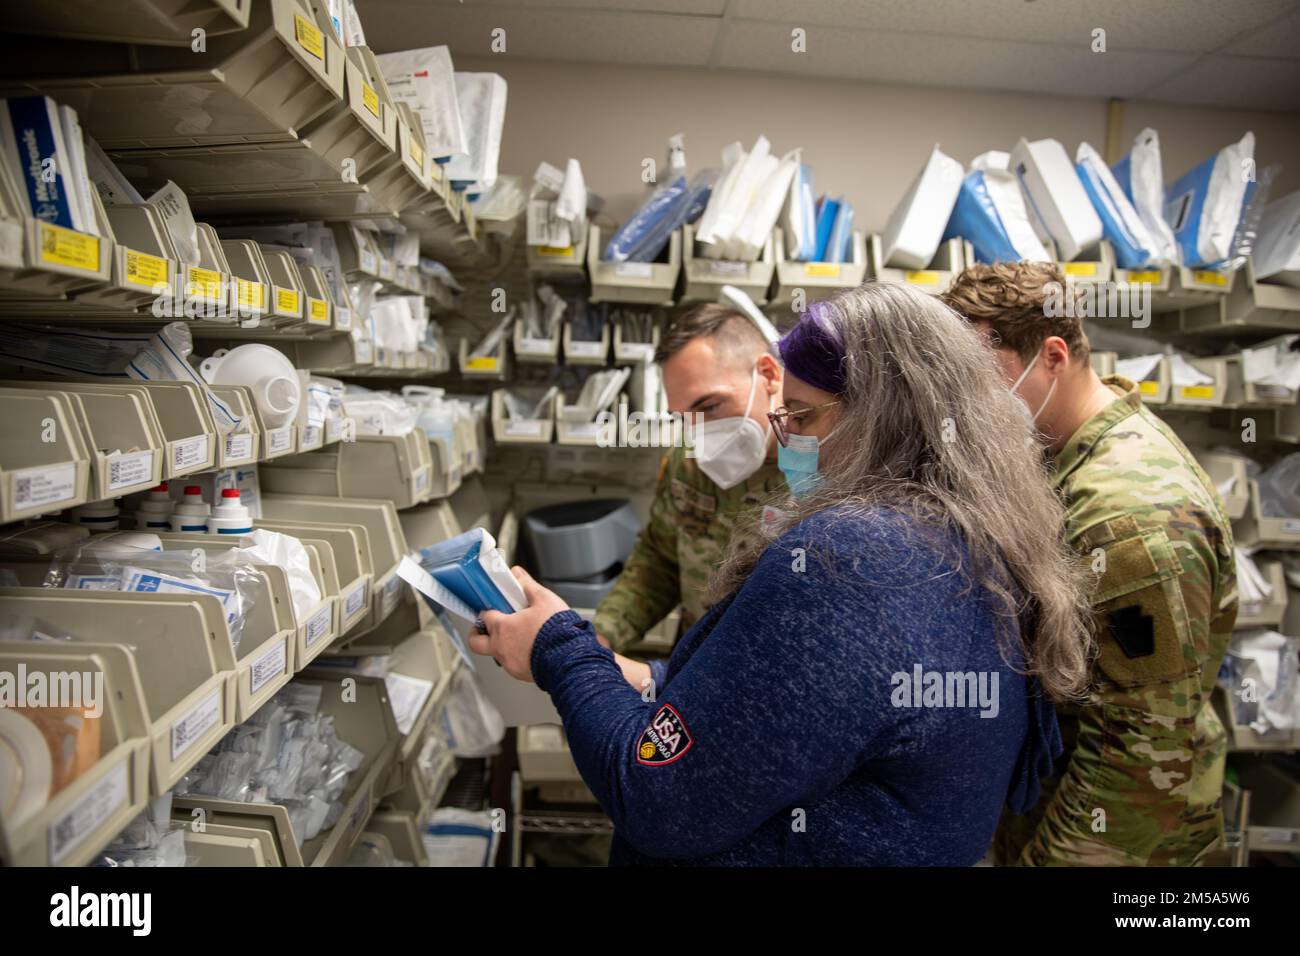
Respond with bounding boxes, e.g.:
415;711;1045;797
943;171;1016;264
1076;143;1157;269
603;169;716;263
1164;133;1255;268
414;528;524;615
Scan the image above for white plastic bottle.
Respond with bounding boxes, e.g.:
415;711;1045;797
170;486;211;532
133;483;175;531
67;499;121;533
207;488;253;535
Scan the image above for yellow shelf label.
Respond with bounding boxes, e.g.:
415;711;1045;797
804;262;841;278
294;14;324;60
465;357;499;371
309;298;330;324
362;83;380;118
275;288;300;315
1064;262;1098;277
1193;270;1229;287
39;222;99;272
537;245;574;257
1138;380;1160;396
187;266;222;301
124;249;169;288
236;279;264;310
1180;385;1215;399
409;138;425;168
905;270;940;286
1127;270;1162;284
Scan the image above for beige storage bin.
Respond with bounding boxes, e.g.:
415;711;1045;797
680;223;775;305
458;335;509;380
0;185;114;299
1213;686;1299;753
399;499;462;553
587;223;681;306
0;641;150;866
563;319;611;366
867;234;966;295
1152;265;1235;315
1090;351;1117;378
769;227;868;306
517;724;582;782
513;318;561;364
174;674;400;866
1047;238;1114;285
1194;451;1249;521
1234;479;1300;550
1181;258;1300;334
209;386;261;467
448;475;492;538
76;202;179;312
1236;559;1288;629
0;587;238;794
183;824;282;866
555;395;620;446
1169;356;1234;409
256;517;370;636
297;44;397;181
612;321;660;365
364;811;428;866
7;0;250;46
527;223;588;279
0;387;92;522
491;388;555;444
261;432;432;510
218;238;273;326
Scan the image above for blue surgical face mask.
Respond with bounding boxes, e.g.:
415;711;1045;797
778;432;824;498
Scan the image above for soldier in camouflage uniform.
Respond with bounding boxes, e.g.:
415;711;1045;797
594;304;787;654
943;263;1237;866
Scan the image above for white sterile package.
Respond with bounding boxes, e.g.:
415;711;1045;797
422;808;500;866
1009;137;1103;261
882;146;964;269
943;167;1049;265
383;671;436;736
1115;353;1164;385
1111;128;1180;267
1224;629;1300;734
340;388;416;436
230;529;322;622
439;668;507;755
1076;142;1160;270
446;72;507;190
374;46;466;160
1241;334;1300;400
1167;353;1213;388
1255;190;1300;287
1164;132;1255;268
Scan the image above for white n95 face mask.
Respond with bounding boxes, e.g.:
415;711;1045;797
692;368;772;490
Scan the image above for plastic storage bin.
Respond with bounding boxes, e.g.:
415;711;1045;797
524;499;640;580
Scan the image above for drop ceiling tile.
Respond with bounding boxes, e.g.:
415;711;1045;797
362;7;719;66
1224;6;1300;58
715;22;1195;100
729;0;1299;53
360;0;725;15
1140;54;1300;110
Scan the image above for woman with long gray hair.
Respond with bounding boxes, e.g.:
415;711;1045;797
477;282;1092;866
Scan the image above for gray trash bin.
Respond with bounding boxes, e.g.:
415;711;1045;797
524;499;640;580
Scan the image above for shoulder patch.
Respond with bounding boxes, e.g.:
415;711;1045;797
1106;604;1156;658
636;704;693;765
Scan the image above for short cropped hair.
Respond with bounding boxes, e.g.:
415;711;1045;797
654;303;774;369
940;261;1090;363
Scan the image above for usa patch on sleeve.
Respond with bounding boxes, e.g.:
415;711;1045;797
636;704;693;765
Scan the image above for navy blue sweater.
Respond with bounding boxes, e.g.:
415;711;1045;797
531;507;1061;866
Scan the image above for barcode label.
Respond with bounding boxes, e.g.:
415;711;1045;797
171;688;222;760
13;463;77;510
357;341;374;362
249;638;287;695
707;260;748;277
614;262;652;279
344;582;367;618
172;435;209;472
382;575;403;615
106;451;153;491
505;420;545;437
620;343;655;361
306;604;331;647
268;427;293;454
1283;519;1300;535
225;433;254;461
568;341;604;357
49;761;129;865
302;425;322;447
334;308;352;331
567;423;602;439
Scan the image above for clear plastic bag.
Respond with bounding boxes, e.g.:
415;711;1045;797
440;669;505;758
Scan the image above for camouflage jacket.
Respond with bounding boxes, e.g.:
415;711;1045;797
593;445;786;653
1001;376;1237;866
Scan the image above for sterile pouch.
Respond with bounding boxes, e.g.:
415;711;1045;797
1010;137;1103;261
1255;190;1300;287
881;145;964;269
783;162;818;260
439;668;506;758
943;169;1050;264
1111;128;1180;266
1164;132;1255;268
374;45;466;160
1076;142;1159;270
446;73;507;190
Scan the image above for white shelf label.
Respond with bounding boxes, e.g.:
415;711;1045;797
520;337;555;353
172;434;210;472
1283;519;1300;535
268;427;293;454
334;308;352;331
326;418;345;442
302;425;322;448
567;423;602;439
171;688;222;760
707;260;748;277
620;342;655;361
49;761;129;865
382;575;403;615
344;582;367;618
249;638;288;695
614;262;653;279
360;250;377;274
306;604;332;647
224;433;254;462
569;341;604;357
505;420;545;437
414;467;430;494
13;462;77;511
106;451;153;492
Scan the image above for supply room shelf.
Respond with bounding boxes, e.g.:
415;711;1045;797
7;0;251;48
260;431;435;510
1178;258;1300;339
1234;480;1300;551
0;387;92;523
680;224;775;306
867;234;966;295
612;322;659;365
363;811;428;866
769;228;868;306
1194;451;1249;521
587;224;680;306
1235;558;1287;630
0;641;151;867
1167;356;1237;409
458;336;509;380
1151;265;1236;315
1213;686;1299;753
492;388;556;444
0;0;344;149
174;673;400;866
0;588;238;795
562;320;611;366
527;224;588;279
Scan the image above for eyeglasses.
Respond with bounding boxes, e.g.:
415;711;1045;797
768;402;840;447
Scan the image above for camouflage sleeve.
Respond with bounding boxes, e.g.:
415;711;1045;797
593;453;683;653
1015;513;1232;866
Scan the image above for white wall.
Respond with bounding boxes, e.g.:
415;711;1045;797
457;56;1300;229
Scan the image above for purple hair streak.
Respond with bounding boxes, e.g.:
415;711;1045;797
778;300;847;395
